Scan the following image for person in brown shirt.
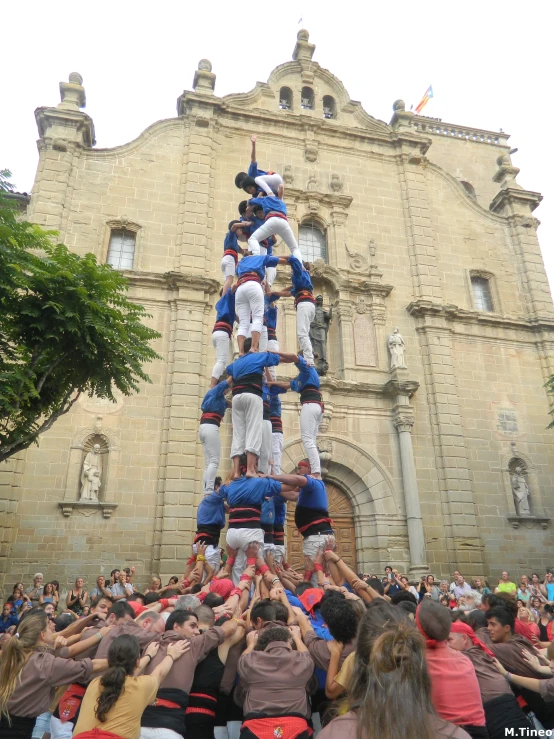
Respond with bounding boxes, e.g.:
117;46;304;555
0;610;107;739
236;625;315;738
448;620;532;739
293;594;357;671
141;609;242;738
94;608;165;660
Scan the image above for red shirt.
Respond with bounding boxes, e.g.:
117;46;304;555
425;642;486;727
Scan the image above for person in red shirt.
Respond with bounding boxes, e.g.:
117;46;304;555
416;599;488;738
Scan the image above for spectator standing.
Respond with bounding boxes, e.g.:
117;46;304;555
110;572;134;601
541;572;554;603
418;575;441;601
90;576;112;606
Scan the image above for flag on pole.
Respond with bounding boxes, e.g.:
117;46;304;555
298;17;303;25
414;85;433;115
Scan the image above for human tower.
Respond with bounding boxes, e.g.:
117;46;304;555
195;136;334;585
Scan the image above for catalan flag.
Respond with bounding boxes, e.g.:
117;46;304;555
414;85;433;115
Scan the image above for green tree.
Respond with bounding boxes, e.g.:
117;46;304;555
0;188;161;463
0;169;15;192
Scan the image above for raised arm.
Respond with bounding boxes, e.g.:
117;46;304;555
270;473;308;488
250;134;257;163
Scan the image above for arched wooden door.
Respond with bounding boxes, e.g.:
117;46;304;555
286;481;357;572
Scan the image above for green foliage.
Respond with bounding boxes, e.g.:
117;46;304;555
0;190;161;462
0;169;14;192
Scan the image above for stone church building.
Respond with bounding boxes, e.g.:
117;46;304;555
2;30;553;594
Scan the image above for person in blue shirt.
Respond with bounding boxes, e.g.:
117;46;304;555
259;383;273;475
246;185;303;261
273;494;287;565
268;354;324;475
0;602;18;634
271;255;315;366
234;253;289;355
199;378;232;495
234;134;284;197
194;476;227;573
221;220;249;293
269;385;287;475
261;496;276;556
226;341;297;478
210;284;236;388
225;463;299;583
270;462;334;586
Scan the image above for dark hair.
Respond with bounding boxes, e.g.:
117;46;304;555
466;609;487;631
166;610;197;631
110;569;119;578
385;566;393;572
272;602;289;623
43;582;54;596
345;603;436;739
95;634;139;722
203;593;224;609
107;601;135;621
243;338;252;353
238;200;248;216
54;614;74;632
397;600;417;618
295;582;312;597
194;605;215;628
235;172;248;189
51;580;59;591
256;626;291;651
251;600;277;626
390;590;418;606
143;592;161;605
167;577;179;586
417;599;452;642
486;606;515;633
240;175;257;193
228;220;240;231
162;588;181;599
214;476;222;489
494;592;518;616
320;597;358;644
127;593;144;603
190;584;203;594
123;568;131;576
367;577;384;596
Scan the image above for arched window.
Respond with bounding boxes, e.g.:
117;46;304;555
106;229;136;270
471;275;494;312
461;180;476;199
279;87;292;110
301;87;314;110
323;95;336;119
298;222;327;263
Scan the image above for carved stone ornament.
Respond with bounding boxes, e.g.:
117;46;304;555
58;501;118;519
507;516;549;530
388;327;407;370
307;172;318;192
317;438;333;455
305;140;319;163
283;165;294;185
319;408;333;433
330;173;343;192
356;297;368;314
393;415;415;432
345;244;368;272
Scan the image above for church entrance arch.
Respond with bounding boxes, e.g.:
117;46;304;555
286;480;357;572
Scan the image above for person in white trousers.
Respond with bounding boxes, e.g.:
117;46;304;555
247;187;303;262
258;383;273;475
234;133;283;197
199;378;231;494
210;286;235;388
220;220;249;293
264;290;280;381
271;256;316;366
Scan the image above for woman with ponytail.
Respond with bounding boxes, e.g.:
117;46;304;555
0;610;106;739
73;633;189;739
319;601;471;739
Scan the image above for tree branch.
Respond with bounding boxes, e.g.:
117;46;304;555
35;352;71;393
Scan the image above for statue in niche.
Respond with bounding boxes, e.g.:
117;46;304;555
511;466;531;516
388;327;406;370
310;295;333;376
80;444;102;501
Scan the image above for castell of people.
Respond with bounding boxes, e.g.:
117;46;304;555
1;8;554;739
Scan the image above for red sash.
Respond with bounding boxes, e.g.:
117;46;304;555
265;212;288;222
223;249;239;264
242;715;311;739
237;272;261;287
58;683;86;723
294;290;315;308
74;730;123;739
298;517;334;534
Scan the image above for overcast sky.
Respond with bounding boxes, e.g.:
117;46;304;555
2;1;551;292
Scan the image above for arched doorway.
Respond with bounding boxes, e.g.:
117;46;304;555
286;481;358;572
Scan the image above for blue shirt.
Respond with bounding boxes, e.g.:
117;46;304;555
0;613;18;633
269;385;286;418
249;196;287;218
274;496;286;526
197;490;226;529
284;588;304;612
200;381;228;419
546;583;554;601
226;476;284;507
223;229;239;256
261;496;275;525
264;295;279;330
226;352;280;381
248;161;268;179
288;256;313;294
215;291;236;325
237;254;279;281
298;476;328;510
290;356;320;393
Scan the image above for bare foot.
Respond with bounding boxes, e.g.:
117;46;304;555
232;473;241;480
245;472;257;478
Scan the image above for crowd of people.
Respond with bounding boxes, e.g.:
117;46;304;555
4;140;554;739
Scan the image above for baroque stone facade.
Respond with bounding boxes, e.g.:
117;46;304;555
2;30;554;595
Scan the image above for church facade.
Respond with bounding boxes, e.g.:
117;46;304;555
2;30;554;595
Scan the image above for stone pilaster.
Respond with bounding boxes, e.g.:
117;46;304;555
334;301;355;380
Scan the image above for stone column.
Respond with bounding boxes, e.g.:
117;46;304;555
393;413;429;576
328;208;349;271
334;300;355;380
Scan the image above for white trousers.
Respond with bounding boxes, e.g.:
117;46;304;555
248;217;302;261
259;419;273;474
199;423;221;495
259;325;268;353
274;544;286;564
211;330;230;380
231;393;263;457
304;533;333;587
255;173;284;196
272;431;284;474
50;717;72;739
265;265;277;287
267;338;279;381
221;254;236;278
296;302;316;365
301;402;323;474
236;281;264;336
226;527;264;584
140;728;183;739
193;542;221;574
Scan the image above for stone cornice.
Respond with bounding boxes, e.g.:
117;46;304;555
407;299;554;333
411;117;510;147
35;106;96;147
489;187;543;215
285;187;353;211
309;260;394;296
319;375;419;399
121;270;220;296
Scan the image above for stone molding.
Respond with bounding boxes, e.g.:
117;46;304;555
58;501;118;519
319;375;419;399
35;107;96;147
411;117;510;147
507;515;550;530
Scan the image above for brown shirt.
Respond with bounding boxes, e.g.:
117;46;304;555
539;678;554;702
94;621;158;660
7;650;93;717
58;626;101;662
303;630;354;671
463;645;513;703
143;627;225;693
220;637;246;695
237;641;314;717
476;627;547;679
318;711;472;739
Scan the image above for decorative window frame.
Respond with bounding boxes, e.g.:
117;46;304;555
298;217;329;263
466;269;501;315
279;86;293;111
101;218;142;272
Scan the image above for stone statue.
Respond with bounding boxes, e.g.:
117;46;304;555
388;327;406;370
511;467;531;516
310;295;333;375
80;444;102;501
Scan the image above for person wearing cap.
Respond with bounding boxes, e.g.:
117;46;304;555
448;620;532;739
416;599;488;738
